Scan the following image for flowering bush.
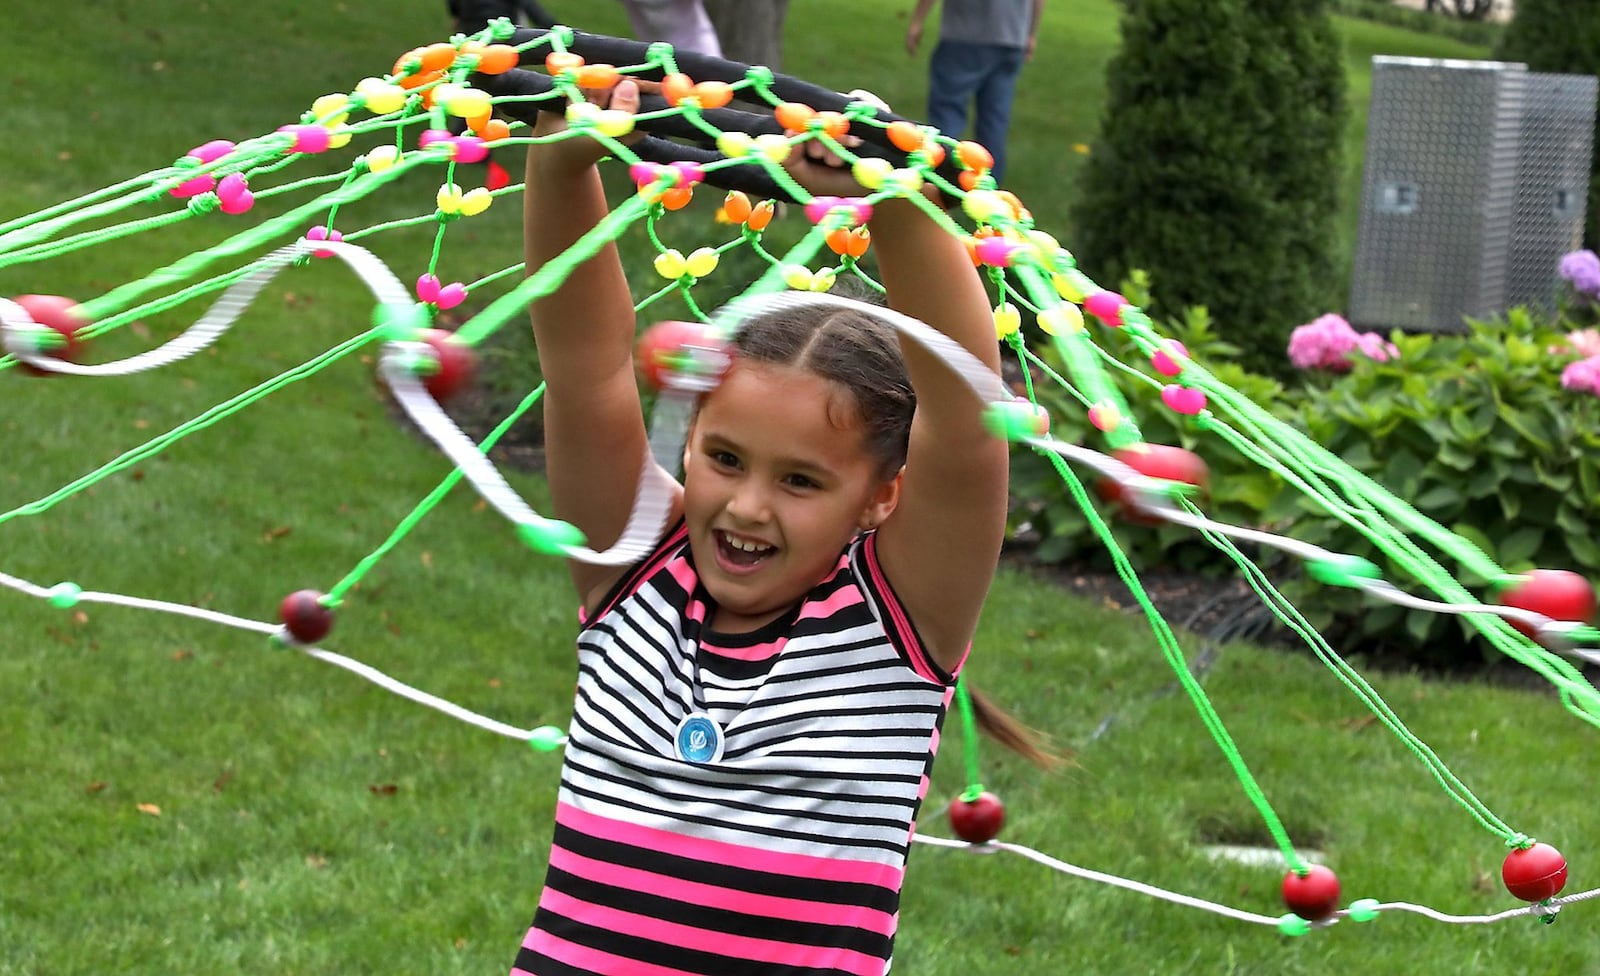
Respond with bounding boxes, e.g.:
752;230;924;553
1558;248;1600;300
1287;313;1398;372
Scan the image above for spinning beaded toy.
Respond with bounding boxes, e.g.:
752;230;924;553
3;19;1597;947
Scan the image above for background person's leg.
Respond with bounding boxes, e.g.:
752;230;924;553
971;46;1025;182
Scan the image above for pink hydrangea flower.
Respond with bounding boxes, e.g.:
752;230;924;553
1560;249;1600;299
1560;354;1600;395
1287;313;1396;372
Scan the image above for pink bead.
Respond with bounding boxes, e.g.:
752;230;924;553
169;174;216;199
450;136;488;164
803;196;843;225
1084;290;1128;326
418;128;453;150
974;237;1018;268
416;274;442;304
1160;384;1207;415
1087;402;1120;433
1151;339;1188;377
305;226;343;258
216;174;254;214
280;125;331;154
629;162;666;187
435;282;468;310
669;160;706;186
187;139;236;163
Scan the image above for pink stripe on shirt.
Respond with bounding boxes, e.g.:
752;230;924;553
558;802;903;889
547;843;897;937
536;887;889;976
516;931;707;976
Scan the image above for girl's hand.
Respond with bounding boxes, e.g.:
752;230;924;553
530;77;650;168
780;90;890;199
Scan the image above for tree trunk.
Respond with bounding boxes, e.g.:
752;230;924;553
703;0;790;71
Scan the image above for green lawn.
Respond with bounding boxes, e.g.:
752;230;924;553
5;2;1596;974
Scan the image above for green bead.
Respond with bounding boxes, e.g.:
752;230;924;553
981;401;1044;442
518;517;587;555
1347;898;1381;922
47;582;82;609
1308;554;1381;588
373;302;427;341
526;725;568;752
1276;913;1313;937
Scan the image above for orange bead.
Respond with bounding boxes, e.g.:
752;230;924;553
694;81;734;109
660;186;694;211
956;140;994;172
722;190;752;224
846;226;871;257
418;42;458;73
774;101;816;133
475;44;521;75
399;68;443;92
574;64;621;89
661;73;695;106
746;199;776;231
816;111;849;139
963;236;982;267
392;47;426;77
545;51;585;75
921;141;946;168
886;120;923;153
959;169;982;191
825;227;852;255
479;118;511;142
996;190;1027;219
466;111;492;134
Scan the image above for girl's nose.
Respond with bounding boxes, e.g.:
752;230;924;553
725;480;771;523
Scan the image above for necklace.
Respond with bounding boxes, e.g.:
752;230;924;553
674;603;725;764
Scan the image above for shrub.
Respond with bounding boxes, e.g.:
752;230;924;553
1069;0;1347;376
1008;271;1292;572
1329;0;1503;47
1275;308;1600;657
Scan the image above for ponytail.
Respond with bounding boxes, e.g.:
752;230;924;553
965;684;1069;770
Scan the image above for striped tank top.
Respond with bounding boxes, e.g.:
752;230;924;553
511;520;962;976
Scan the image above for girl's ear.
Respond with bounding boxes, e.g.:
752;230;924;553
858;467;904;531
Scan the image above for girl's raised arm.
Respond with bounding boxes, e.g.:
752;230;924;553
870;198;1010;673
524;80;680;606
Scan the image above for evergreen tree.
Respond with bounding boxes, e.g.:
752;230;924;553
1496;0;1600;249
1069;0;1347;373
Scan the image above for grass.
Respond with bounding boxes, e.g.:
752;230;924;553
4;1;1596;974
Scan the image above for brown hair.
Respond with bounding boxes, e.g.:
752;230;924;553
731;299;914;479
966;684;1068;770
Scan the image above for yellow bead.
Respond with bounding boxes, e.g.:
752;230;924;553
716;132;754;158
365;145;400;173
963;189;1005;223
437;183;464;214
311;93;350;119
684;247;719;278
565;101;600;126
593;109;636;138
811;268;837;292
1051;272;1085;303
993;302;1021;339
654;249;688;279
1037;303;1084;336
754;133;792;163
326;125;352;150
782;265;815;290
851;157;893;190
888;167;924;194
446;88;493;120
356;78;406;115
459;188;493;216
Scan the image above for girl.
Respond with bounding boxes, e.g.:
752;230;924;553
513;78;1010;976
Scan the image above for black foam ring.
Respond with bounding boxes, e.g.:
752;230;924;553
473;27;965;201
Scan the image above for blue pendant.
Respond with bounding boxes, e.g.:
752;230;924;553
674;712;725;764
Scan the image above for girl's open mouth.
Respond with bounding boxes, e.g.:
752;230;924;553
715;530;775;569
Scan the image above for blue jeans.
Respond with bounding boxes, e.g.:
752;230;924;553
925;40;1026;184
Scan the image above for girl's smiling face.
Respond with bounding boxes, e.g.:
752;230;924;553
682;359;900;633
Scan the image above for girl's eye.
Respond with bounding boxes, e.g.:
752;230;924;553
709;450;740;469
783;473;819;490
